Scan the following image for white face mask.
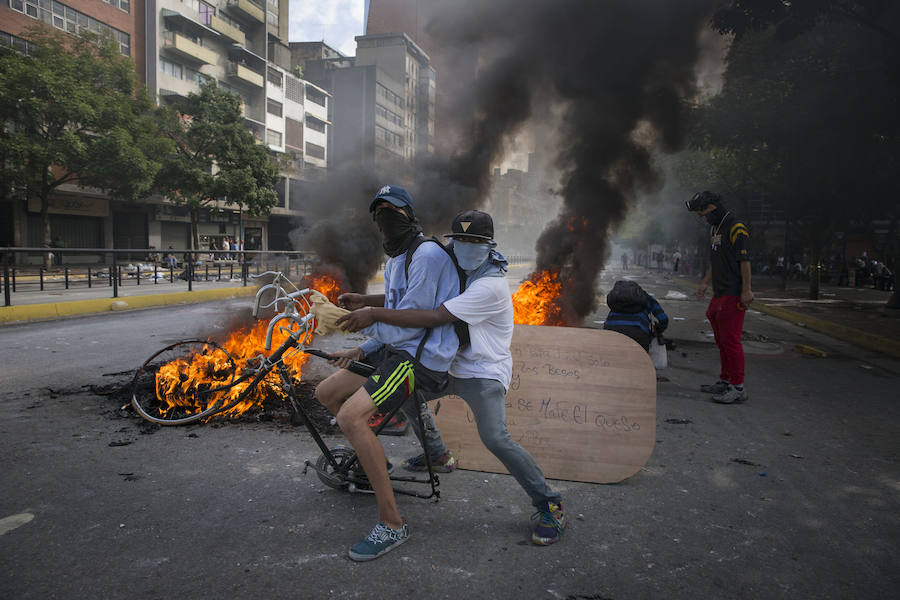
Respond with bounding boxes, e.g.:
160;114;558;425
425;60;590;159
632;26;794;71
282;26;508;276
453;240;491;271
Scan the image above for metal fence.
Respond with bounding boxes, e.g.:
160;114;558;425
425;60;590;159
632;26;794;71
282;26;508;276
1;247;318;307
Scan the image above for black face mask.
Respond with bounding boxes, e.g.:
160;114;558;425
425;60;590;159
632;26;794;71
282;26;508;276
705;206;728;226
375;209;420;257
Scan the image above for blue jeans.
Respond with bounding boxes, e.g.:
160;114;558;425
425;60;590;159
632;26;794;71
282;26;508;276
402;376;561;507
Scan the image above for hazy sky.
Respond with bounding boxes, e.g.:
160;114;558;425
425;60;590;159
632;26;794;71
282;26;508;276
289;0;365;56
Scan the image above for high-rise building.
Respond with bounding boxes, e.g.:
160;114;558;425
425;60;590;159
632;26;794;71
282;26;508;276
364;0;470;156
1;0;330;253
294;32;434;170
145;0;330;251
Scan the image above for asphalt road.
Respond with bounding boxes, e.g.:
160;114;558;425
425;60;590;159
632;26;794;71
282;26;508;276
1;268;898;599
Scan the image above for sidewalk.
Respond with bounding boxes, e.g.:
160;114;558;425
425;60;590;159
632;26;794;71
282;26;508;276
4;262;900;359
0;278;258;323
635;266;900;359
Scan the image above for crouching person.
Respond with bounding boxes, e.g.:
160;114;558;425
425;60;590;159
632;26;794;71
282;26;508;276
602;280;669;351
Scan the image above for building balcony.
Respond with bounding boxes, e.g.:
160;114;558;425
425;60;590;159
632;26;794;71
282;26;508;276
227;61;264;88
226;0;264;24
162;31;217;65
209;15;245;45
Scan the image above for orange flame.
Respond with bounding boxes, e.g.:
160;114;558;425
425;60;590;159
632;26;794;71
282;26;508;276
512;270;565;326
155;272;347;419
304;272;343;303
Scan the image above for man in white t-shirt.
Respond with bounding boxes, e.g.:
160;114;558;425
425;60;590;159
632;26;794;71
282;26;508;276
336;210;566;546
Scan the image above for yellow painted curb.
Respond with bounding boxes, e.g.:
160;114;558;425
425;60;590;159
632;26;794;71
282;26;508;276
751;302;900;360
0;286;257;324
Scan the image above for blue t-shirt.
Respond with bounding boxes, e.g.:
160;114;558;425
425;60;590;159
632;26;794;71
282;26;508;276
359;239;461;372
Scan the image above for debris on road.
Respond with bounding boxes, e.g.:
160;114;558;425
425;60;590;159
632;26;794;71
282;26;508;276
796;344;828;357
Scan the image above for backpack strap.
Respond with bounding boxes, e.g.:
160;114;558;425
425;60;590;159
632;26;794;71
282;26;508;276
404;235;471;348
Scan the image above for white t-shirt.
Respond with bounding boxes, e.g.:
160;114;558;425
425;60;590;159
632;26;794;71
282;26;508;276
442;275;514;390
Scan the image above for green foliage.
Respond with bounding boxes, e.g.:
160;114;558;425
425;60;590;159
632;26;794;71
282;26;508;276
712;0;898;45
155;81;279;245
0;26;169;230
686;18;900;235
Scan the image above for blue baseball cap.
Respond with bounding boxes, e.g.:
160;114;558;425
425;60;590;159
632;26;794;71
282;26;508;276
369;185;414;214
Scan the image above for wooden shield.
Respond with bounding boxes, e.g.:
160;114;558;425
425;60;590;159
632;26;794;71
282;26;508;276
432;326;656;484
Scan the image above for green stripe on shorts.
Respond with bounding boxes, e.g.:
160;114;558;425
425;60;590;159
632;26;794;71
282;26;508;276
371;360;413;406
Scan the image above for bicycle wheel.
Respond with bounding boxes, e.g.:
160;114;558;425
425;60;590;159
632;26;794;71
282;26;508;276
131;340;240;425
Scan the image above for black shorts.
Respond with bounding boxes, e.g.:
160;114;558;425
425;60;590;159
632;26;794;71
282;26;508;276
361;347;448;414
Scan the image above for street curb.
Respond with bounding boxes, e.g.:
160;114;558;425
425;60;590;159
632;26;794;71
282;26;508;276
750;301;900;360
661;273;900;360
0;286;258;324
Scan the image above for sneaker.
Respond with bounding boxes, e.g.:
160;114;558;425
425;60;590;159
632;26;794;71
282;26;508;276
531;500;567;545
348;521;409;562
401;450;458;473
701;380;729;394
712;385;748;404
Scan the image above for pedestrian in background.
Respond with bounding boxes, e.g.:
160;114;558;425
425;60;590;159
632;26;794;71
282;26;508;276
686;191;754;404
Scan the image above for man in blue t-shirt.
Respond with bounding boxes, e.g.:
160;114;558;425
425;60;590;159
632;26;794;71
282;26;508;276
337;210;567;547
315;185;460;561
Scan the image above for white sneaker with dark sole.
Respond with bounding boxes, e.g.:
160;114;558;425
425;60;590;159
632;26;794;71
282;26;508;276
712;385;748;404
348;522;409;562
701;380;729;394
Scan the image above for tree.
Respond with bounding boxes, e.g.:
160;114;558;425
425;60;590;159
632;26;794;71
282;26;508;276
712;0;899;46
155;81;280;253
0;26;169;267
685;18;900;299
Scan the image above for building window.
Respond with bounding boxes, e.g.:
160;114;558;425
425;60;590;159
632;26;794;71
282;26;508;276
376;104;403;127
305;115;326;133
376;83;404;109
266;129;282;147
267;67;283;87
376;125;403;148
305;142;325;160
217;10;241;30
267;99;282;117
160;57;183;79
198;1;215;25
267;11;278;26
185;66;211;85
0;30;36;54
11;0;131;55
305;85;326;107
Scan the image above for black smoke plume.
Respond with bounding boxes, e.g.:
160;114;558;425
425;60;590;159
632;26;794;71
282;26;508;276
292;1;716;316
422;0;717;323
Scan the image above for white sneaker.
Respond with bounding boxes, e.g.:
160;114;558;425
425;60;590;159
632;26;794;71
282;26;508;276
712;385;748;404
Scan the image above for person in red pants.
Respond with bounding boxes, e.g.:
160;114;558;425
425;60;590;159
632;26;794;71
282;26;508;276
687;191;755;404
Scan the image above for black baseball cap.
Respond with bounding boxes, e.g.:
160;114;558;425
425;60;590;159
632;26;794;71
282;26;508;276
444;210;494;242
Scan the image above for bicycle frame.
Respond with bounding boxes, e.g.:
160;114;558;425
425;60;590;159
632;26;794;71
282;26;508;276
132;270;442;499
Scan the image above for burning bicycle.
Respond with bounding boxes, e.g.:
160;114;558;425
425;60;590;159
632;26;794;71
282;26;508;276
130;271;442;499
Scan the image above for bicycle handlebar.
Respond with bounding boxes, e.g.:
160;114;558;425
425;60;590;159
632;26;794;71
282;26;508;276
265;312;314;350
249;271;282;280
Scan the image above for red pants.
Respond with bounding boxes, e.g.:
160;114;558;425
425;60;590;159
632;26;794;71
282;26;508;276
706;295;746;385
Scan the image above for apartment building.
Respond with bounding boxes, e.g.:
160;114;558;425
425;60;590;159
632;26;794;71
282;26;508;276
1;0;329;255
294;33;434;171
1;0;145;251
143;0;331;252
